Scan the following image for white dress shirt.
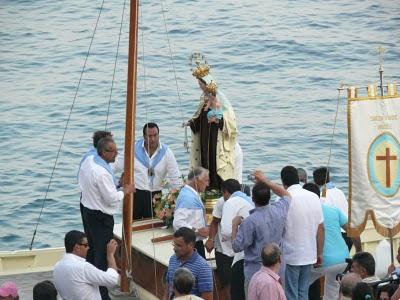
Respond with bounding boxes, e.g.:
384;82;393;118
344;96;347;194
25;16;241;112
78;157;124;215
112;141;182;191
53;253;119;300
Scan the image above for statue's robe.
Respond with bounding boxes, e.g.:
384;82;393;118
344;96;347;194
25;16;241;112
189;93;237;190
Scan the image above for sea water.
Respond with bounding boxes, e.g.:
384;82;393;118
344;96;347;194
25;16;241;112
0;0;399;250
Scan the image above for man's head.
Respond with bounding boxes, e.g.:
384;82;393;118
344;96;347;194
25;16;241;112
252;182;270;207
313;167;330;186
280;165;299;188
297;168;307;184
173;267;195;296
97;137;118;163
64;230;89;259
92;131;112;148
351;252;376;279
188;167;209;193
378;283;398;300
339;272;362;298
351;282;373;300
221;179;241;200
261;243;281;269
33;280;57;300
143;123;160;151
302;183;320;197
173;227;196;260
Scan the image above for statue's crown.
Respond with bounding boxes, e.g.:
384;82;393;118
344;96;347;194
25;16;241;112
190;52;211;79
206;80;218;95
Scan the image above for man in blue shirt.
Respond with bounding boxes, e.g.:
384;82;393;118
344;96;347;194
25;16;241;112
163;227;213;300
232;170;291;297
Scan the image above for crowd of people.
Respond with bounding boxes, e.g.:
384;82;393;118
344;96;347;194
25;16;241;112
3;60;400;300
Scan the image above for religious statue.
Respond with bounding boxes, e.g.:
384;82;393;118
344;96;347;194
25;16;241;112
185;53;238;190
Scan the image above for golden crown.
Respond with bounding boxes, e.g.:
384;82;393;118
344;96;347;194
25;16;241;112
206;80;218;95
190;52;211;79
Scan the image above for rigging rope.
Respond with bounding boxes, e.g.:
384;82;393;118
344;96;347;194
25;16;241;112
29;0;106;250
322;89;342;197
105;0;128;130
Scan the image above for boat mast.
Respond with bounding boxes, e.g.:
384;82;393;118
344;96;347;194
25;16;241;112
121;0;139;292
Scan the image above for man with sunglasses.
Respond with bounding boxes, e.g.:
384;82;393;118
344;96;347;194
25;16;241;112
53;230;119;300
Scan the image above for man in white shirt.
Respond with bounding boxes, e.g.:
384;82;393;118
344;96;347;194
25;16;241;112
79;137;134;300
313;167;362;252
205;178;254;299
281;165;324;300
173;167;210;258
116;123;182;220
53;230;119;300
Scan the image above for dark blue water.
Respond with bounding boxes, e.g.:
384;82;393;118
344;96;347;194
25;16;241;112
1;0;399;251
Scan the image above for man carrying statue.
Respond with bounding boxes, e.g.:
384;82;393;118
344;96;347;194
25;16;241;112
184;54;238;190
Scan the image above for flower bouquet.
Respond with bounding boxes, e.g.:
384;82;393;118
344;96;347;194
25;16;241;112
153;181;181;228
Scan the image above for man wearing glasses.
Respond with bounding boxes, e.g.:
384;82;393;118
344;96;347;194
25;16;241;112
79;137;134;300
53;230;119;300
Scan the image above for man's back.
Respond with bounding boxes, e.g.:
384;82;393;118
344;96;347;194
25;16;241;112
283;184;323;265
53;253;118;300
232;196;290;280
323;185;348;217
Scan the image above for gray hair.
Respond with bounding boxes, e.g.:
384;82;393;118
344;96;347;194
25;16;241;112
261;243;281;267
187;167;208;182
96;137;115;156
297;168;307;183
173;267;195;295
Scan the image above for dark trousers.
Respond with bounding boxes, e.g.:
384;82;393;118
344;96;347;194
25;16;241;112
215;251;234;288
231;259;245;300
308;278;321;300
342;232;354;251
195;240;206;259
82;205;114;300
133;189;160;220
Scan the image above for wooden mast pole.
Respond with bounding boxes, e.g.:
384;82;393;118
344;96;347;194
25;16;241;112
121;0;139;292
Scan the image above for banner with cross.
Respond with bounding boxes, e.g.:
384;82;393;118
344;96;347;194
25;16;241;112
348;93;400;237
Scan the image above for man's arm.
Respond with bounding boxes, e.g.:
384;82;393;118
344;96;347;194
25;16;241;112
205;217;220;253
83;239;120;287
315;223;325;267
342;223;362;253
253;170;290;199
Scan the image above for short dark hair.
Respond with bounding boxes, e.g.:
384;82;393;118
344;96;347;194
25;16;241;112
221;179;241;195
302;183;320;197
143;123;159;136
96;137;115;156
351;282;373;300
281;166;299;187
313;167;330;186
173;268;195;295
252;182;270;206
378;283;397;298
33;280;57;300
173;227;196;246
92;131;112;148
261;243;281;267
64;230;86;253
352;252;375;276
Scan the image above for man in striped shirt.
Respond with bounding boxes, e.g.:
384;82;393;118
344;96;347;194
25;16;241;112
163;227;213;300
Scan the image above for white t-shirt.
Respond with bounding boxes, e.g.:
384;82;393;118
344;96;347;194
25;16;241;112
283;184;323;265
212;197;225;254
220;195;254;264
322;186;348;217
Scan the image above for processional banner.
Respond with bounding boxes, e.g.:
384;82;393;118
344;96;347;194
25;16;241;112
348;94;400;237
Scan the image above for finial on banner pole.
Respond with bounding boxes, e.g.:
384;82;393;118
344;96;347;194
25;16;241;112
378;46;385;97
